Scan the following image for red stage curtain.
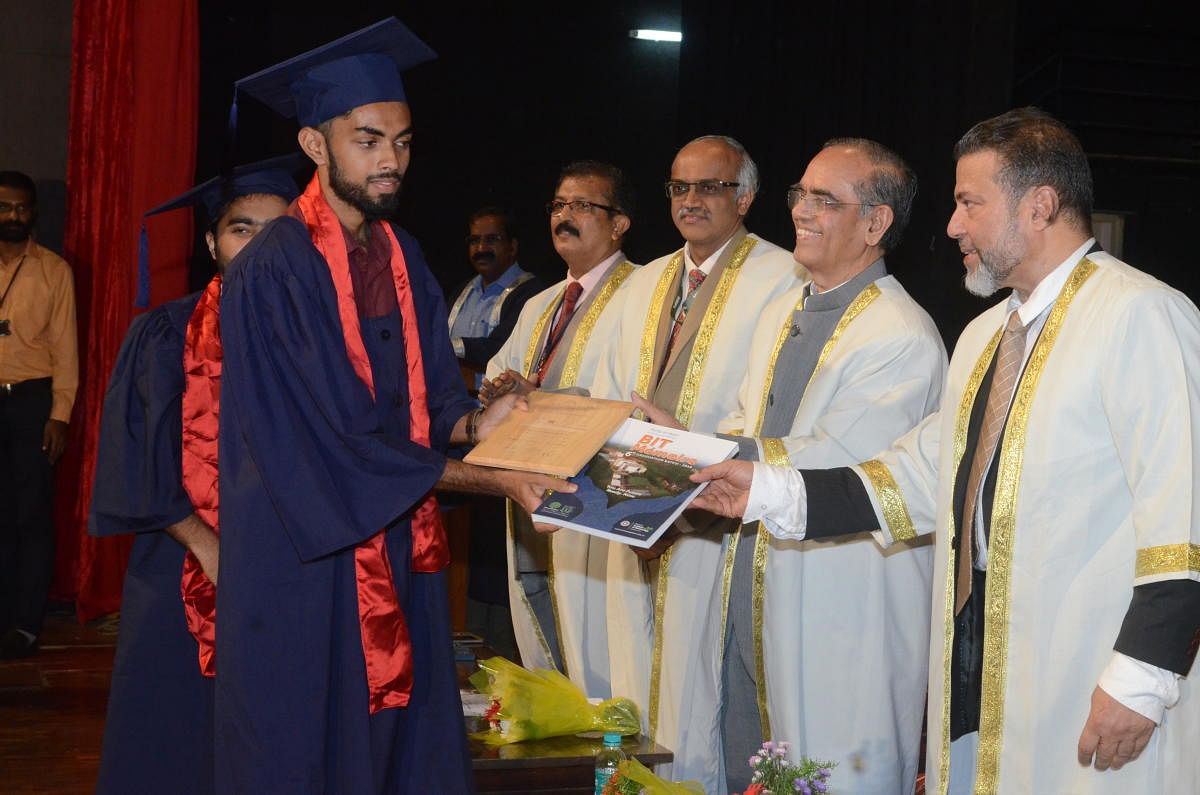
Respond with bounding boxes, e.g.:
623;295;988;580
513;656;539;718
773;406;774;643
56;0;199;620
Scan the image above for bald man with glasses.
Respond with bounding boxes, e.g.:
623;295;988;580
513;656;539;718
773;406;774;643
587;135;801;774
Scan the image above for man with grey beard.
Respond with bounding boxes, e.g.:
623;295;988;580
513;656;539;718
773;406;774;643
692;107;1200;794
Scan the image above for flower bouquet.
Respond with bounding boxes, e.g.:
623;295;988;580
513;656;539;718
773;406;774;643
740;741;836;795
600;758;704;795
468;656;640;745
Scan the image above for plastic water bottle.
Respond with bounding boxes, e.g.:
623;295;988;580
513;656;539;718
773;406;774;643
594;732;627;794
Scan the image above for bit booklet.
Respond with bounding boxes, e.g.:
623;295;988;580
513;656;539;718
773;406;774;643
531;418;738;548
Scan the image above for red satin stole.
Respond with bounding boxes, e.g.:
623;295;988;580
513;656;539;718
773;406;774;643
296;174;447;713
180;275;222;677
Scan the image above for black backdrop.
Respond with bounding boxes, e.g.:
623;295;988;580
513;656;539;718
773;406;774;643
194;1;1198;347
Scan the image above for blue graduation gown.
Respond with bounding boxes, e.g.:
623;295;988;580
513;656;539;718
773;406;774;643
89;291;216;795
215;217;476;794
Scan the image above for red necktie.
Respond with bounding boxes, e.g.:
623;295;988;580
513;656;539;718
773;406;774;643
656;268;707;389
536;281;584;384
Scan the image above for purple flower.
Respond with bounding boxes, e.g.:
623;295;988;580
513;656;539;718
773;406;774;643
793;780;811;795
817;767;832;779
763;740;776;752
749;755;760;768
812;780;828;793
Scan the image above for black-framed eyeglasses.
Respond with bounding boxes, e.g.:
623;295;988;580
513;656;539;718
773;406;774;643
664;180;740;199
786;186;878;215
546;199;621;216
466;233;508;246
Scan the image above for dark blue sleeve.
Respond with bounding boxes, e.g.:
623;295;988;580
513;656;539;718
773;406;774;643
220;219;450;562
89;304;195;536
395;227;477;452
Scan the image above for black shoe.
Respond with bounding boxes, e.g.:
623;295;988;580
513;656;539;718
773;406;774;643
0;628;38;659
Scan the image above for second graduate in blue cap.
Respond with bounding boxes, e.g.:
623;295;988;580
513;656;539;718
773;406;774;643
216;17;564;794
90;159;298;795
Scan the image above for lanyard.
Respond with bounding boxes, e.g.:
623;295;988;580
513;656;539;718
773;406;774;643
0;255;27;309
534;291;573;375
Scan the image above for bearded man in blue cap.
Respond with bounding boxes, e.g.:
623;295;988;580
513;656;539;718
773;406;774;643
90;158;299;795
214;18;566;793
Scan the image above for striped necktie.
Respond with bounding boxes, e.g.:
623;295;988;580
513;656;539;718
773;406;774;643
955;310;1030;614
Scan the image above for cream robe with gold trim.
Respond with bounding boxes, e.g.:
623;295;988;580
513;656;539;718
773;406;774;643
672;275;946;794
590;231;801;750
486;261;636;696
858;253;1200;794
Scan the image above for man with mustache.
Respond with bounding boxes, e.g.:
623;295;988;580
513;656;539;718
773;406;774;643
692;108;1200;794
447;206;542;391
0;170;77;660
636;138;947;793
446;206;541;661
213;19;569;791
89;160;299;795
482;160;637;695
587;135;802;765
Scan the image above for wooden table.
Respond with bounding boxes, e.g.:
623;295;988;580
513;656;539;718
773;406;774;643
470;719;673;794
459;651;673;793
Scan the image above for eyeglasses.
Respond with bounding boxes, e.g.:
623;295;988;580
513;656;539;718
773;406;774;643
786;187;878;215
466;233;508;246
0;202;33;216
546;199;620;216
664;180;740;199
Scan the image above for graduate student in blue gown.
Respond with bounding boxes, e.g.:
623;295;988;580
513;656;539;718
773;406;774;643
214;19;566;793
89;160;301;795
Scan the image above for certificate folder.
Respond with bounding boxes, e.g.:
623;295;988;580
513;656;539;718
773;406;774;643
464;392;633;478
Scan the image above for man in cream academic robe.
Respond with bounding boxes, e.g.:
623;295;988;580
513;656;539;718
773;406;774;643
693;109;1200;795
589;136;802;759
484;161;637;696
637;139;946;794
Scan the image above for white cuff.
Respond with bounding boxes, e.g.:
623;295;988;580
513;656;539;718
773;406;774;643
1097;651;1181;725
452;337;465;358
743;462;808;540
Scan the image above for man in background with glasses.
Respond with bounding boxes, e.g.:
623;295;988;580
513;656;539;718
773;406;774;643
588;135;801;764
482;160;638;698
0;170;77;660
638;138;946;793
447;205;542;392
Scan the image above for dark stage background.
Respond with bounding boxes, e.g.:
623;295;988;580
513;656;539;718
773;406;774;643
193;1;1198;347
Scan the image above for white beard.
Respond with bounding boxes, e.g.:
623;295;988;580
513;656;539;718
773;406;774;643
964;263;1006;297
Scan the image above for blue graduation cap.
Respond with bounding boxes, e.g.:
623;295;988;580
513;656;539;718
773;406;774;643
136;154;304;307
232;17;437;128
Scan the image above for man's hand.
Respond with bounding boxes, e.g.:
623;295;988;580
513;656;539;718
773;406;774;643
479;369;536;407
689;459;754;519
42;419;68;465
499;469;576;515
166;514;219;586
475;392;529;442
630;392;684;429
1077;685;1156;771
192;532;220;587
633;526;681;561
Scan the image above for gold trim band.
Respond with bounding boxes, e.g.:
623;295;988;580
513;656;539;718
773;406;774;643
974;258;1098;792
1135;543;1200;579
859;459;917;542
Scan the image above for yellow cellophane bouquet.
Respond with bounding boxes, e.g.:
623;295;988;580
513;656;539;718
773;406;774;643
600;758;705;794
468;656;640;745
